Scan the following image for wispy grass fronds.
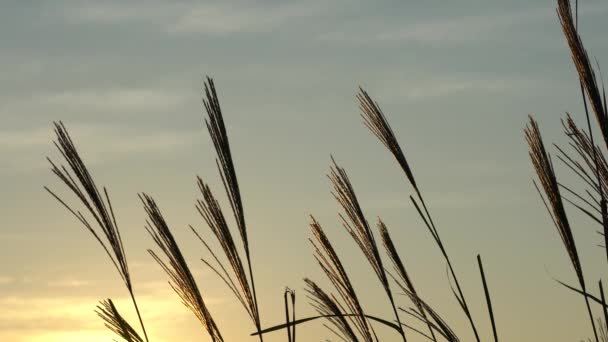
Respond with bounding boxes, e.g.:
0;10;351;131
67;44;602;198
45;121;149;342
358;87;480;342
201;76;262;339
304;278;357;342
559;115;608;198
357;88;417;191
195;178;258;325
558;0;608;260
309;216;375;342
46;121;128;287
525;115;598;341
203;76;248;255
378;220;436;342
526;117;584;288
558;0;608;150
96;299;144;342
141;193;223;342
190;225;248;313
328;158;406;341
555;115;608;247
399;290;459;342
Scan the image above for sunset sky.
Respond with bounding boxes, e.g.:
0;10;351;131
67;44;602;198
2;0;608;341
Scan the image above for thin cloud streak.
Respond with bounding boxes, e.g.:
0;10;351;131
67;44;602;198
168;3;326;34
0;124;200;172
319;6;560;45
60;0;333;35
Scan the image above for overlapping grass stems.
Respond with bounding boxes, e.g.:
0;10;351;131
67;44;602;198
141;193;223;341
96;299;145;342
45;121;150;342
525;0;608;341
46;79;499;341
44;0;608;340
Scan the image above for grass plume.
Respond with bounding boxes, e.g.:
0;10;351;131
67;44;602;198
378;219;437;342
45;121;149;342
141;193;223;342
200;76;263;339
96;299;145;342
525;115;598;341
358;87;480;342
328;158;407;341
309;216;375;341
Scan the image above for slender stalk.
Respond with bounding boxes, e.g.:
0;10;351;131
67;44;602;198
600;281;608;335
585;291;600;342
247;250;263;342
477;255;498;342
358;87;480;342
329;160;407;341
580;76;608;263
284;289;293;342
387;291;408;342
201;77;263;340
129;289;150;342
413;189;481;342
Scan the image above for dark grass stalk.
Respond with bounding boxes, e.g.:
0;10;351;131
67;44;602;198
304;279;358;342
477;255;498;342
96;299;144;342
559;115;608;249
253;313;402;337
191;225;248;312
600;280;608;338
284;290;291;342
328;158;407;342
556;279;608;309
195;178;257;325
378;220;437;342
398;291;460;342
309;216;375;341
558;0;608;263
580;85;608;257
45;121;149;342
525;116;598;342
558;0;608;149
291;291;296;342
357;87;480;342
202;76;263;340
141;194;223;341
284;288;296;342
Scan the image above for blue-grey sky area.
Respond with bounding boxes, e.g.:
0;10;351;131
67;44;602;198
2;0;608;341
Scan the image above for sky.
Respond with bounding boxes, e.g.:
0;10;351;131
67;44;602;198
2;0;608;341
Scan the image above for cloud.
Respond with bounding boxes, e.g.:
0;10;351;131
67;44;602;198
0;123;200;172
61;0;175;23
168;2;325;34
369;74;553;102
319;6;557;45
47;279;90;288
0;127;54;150
60;1;329;35
40;88;187;113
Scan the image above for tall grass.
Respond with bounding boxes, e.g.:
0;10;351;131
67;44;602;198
46;78;500;341
524;0;608;341
44;0;607;340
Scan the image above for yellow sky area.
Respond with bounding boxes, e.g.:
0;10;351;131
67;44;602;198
0;282;220;342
